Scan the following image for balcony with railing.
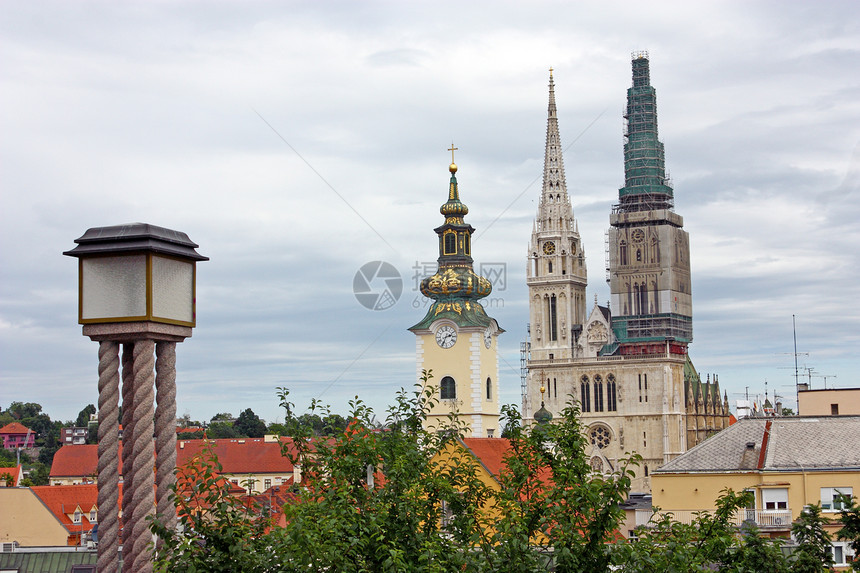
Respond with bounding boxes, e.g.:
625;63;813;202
635;508;793;529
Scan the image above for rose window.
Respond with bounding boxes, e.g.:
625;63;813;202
590;426;611;449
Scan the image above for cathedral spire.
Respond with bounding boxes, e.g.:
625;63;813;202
618;51;674;212
541;68;569;206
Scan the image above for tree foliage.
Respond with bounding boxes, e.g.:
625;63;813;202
234;408;266;438
75;403;97;428
836;494;860;571
150;382;853;573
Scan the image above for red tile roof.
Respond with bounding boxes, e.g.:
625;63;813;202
0;465;23;486
50;438;295;478
177;438;295;474
0;422;31;435
50;445;111;479
30;484;122;534
459;438;512;478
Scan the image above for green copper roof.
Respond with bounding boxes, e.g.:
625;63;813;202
409;161;501;331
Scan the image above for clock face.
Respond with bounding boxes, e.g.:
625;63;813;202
435;325;457;349
484;329;492;348
631;229;645;243
543;241;556;255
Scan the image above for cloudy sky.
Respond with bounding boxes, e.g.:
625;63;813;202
2;1;858;424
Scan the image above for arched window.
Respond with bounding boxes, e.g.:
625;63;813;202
650;237;659;263
548;261;553;274
580;376;591;412
636;248;642;262
594;375;604;412
444;232;456;255
464;234;471;256
486;377;492;400
441;376;456;400
619;241;628;266
607;374;617;411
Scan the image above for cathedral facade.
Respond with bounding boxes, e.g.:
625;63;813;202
525;55;730;492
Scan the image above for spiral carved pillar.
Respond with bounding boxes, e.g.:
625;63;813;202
155;342;178;540
96;341;120;573
120;343;134;551
126;340;156;573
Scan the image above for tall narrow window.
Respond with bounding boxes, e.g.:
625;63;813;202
549;295;558;341
444;232;456;255
639;282;648;316
620;241;628;266
486;377;492;400
638;374;643;403
607;374;617;411
594;375;604;412
464;234;471;255
440;376;456;400
644;373;648;402
553;378;557;399
548;261;553;274
580;376;591;412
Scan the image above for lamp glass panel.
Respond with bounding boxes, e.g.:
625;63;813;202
82;255;147;320
151;255;193;322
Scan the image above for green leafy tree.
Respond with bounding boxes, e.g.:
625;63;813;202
7;402;42;419
277;376;491;572
613;489;763;572
836;494;860;571
484;401;638;572
151;441;281;572
234;408;266;438
726;523;790;573
791;503;834;572
75;404;97;428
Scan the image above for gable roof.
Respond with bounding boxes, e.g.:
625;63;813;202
30;484;122;534
0;422;31;435
459;437;511;479
656;415;860;474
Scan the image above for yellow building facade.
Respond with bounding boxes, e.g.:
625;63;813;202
651;416;860;568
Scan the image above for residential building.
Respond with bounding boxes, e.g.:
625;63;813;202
0;484;115;547
0;465;24;487
409;159;503;438
525;54;729;493
651;415;860;569
60;426;90;445
0;422;35;450
799;387;860;416
50;435;297;494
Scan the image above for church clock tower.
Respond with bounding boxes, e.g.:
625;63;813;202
409;153;503;438
525;70;588;418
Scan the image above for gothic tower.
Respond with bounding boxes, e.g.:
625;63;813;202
524;55;728;493
410;155;503;438
608;52;692;351
524;70;588;417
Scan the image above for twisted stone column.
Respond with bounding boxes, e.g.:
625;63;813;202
96;341;120;573
120;343;134;550
155;342;177;542
127;340;155;573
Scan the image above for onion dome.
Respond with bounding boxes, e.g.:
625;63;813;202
534;384;553;425
409;156;503;332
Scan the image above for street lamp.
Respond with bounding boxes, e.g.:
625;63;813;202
65;223;207;573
